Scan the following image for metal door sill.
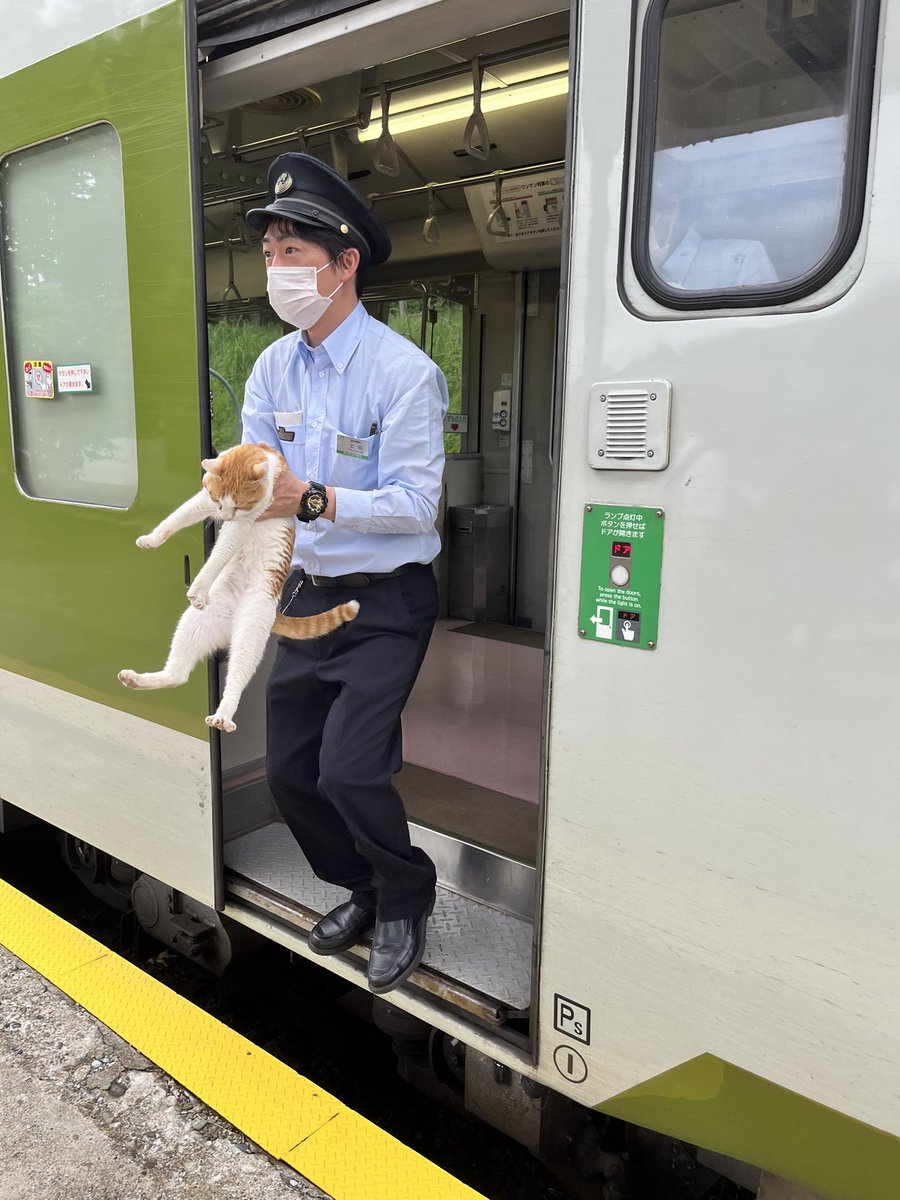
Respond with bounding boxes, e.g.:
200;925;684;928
223;822;533;1029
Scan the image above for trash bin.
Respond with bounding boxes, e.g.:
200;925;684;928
448;504;511;623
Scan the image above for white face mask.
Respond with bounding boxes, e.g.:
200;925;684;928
266;262;343;329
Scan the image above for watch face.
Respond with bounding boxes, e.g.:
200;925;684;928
306;489;327;515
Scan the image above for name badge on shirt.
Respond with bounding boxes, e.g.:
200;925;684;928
336;432;371;459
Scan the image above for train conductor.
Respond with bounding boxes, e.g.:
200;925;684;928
240;152;448;994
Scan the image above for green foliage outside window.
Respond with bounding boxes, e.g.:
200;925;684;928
207;295;466;456
207;318;284;451
384;297;465;455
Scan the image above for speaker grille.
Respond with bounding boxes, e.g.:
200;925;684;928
605;390;649;459
588;381;671;472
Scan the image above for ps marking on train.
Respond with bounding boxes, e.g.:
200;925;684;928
553;993;591;1045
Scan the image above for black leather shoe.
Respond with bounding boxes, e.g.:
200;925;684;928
308;901;375;955
366;896;435;995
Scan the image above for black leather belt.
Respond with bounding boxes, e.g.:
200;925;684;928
297;563;420;588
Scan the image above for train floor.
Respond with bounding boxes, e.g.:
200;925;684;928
403;616;545;811
224;820;533;1018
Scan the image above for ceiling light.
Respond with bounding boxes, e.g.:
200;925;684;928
354;72;569;143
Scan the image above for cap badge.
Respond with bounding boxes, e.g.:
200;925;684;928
273;172;293;196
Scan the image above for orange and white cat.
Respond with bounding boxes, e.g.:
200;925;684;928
118;443;358;732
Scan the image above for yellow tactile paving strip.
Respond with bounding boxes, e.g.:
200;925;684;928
0;878;486;1200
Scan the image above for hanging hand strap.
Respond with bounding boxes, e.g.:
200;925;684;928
463;58;491;160
422;184;442;245
373;85;401;177
486;173;510;236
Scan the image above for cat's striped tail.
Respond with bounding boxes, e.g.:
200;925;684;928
270;600;360;640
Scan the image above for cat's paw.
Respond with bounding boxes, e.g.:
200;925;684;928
118;669;142;689
136;532;164;549
205;713;237;733
187;584;208;610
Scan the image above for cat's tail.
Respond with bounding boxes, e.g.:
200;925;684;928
271;600;360;640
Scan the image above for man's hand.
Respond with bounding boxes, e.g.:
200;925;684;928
259;469;336;521
260;468;304;518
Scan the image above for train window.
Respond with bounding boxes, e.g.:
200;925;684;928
372;293;469;454
633;0;880;309
0;122;138;506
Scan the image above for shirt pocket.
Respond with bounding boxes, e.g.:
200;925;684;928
328;426;379;489
273;410;304;444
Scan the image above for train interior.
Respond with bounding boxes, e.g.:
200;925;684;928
200;9;569;1038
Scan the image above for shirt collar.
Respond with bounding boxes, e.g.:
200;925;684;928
296;301;368;376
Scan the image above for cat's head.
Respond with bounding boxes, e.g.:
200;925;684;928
201;443;276;520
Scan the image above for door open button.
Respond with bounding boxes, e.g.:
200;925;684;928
609;539;632;587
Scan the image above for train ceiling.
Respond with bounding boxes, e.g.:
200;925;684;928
202;11;570;230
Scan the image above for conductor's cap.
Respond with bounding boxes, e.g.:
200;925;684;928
246;152;391;268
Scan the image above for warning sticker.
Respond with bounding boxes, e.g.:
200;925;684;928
57;364;93;392
23;360;54;398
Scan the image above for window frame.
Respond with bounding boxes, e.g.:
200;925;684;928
0;119;138;508
630;0;882;312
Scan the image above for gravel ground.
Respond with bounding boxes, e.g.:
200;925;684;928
0;946;324;1200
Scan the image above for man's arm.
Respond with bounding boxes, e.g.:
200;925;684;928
241;355;277;448
265;473;336;521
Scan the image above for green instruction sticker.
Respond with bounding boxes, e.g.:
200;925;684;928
578;504;664;650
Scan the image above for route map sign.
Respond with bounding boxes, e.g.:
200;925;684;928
578;504;664;650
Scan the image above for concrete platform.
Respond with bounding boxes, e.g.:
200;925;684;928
0;946;324;1199
0;878;485;1200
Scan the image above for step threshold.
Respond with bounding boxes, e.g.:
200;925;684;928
224;823;533;1026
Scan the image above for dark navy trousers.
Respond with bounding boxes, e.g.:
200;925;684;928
266;563;438;921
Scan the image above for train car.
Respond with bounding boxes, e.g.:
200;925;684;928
1;1;897;1195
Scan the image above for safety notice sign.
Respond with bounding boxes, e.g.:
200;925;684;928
23;360;54;398
57;364;93;392
578;504;664;650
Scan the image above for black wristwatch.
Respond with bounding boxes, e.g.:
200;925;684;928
297;480;328;522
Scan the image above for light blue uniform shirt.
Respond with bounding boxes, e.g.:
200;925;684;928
241;302;448;575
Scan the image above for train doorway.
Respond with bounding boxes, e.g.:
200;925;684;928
200;3;569;1034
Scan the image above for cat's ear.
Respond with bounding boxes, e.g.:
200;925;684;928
200;458;218;472
253;461;268;478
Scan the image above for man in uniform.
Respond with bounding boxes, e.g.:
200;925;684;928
240;152;447;994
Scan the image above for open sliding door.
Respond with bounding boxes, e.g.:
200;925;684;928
0;1;218;905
